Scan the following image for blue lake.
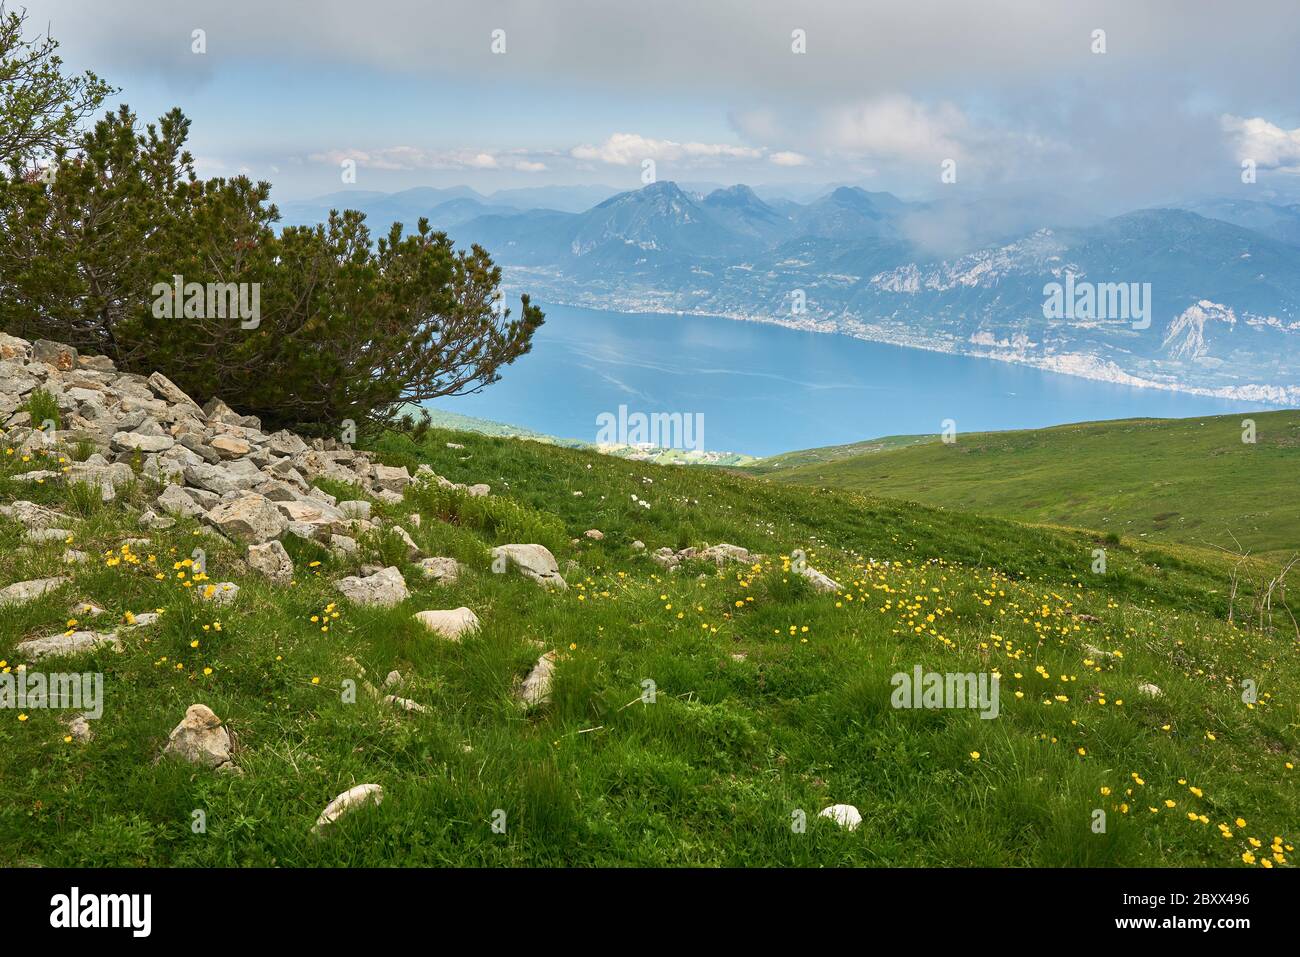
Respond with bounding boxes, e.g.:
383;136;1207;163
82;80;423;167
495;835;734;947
426;303;1269;457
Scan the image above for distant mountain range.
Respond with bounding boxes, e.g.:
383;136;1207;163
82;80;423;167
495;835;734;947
276;184;625;227
280;182;1300;404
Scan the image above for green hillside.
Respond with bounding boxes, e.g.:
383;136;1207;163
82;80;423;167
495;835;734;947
754;411;1300;560
743;433;939;474
3;419;1297;868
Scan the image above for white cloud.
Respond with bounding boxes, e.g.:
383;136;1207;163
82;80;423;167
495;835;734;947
769;151;810;167
823;96;969;162
308;147;545;172
570;132;762;166
1222;114;1300;170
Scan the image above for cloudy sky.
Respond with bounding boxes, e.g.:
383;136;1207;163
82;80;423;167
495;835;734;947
20;0;1300;207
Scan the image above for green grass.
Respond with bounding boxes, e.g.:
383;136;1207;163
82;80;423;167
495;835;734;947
23;388;61;433
0;425;1297;867
751;410;1300;560
745;432;939;474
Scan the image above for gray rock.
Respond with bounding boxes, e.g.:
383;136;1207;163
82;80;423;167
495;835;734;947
138;510;175;530
390;524;421;560
162;704;234;770
311;784;383;835
491;543;567;590
335;566;409;608
383;694;428;714
157;483;206;519
210;435;251;459
0;500;69;529
516;652;557;709
329;534;358;555
147;371;201;411
16;629;122;661
178;433;220;464
275;498;345;531
200;582;241;606
0;576;69;606
64;713;95;743
32;339;78;371
372;464;411;493
699;543;760;566
0;332;31;361
184;462;257;495
818;804;862;831
247;540;294;584
266;429;309;456
799;565;842;593
24;527;73;544
413;607;480;641
417;556;462;583
204;493;287;544
111;430;174;453
338;500;371;520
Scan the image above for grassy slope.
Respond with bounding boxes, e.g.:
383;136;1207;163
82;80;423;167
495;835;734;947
417;407;759;467
1;427;1296;867
745;433;939;474
752;410;1300;560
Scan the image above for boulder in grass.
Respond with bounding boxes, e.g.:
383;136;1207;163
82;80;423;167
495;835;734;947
515;652;557;709
414;607;480;641
200;582;241;606
16;630;122;661
312;784;384;835
247;540;294;584
798;565;842;594
329;534;358;555
818;805;862;831
699;543;759;566
0;576;69;606
0;500;69;529
338;500;371;521
335;566;409;608
162;704;234;771
390;525;421;561
384;695;428;714
491;544;567;591
64;714;94;743
417;557;462;583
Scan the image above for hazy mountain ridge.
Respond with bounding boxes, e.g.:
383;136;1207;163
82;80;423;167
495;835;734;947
281;183;1300;405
